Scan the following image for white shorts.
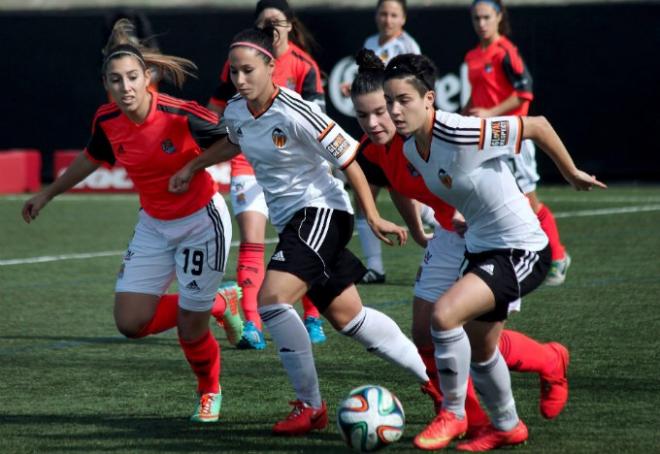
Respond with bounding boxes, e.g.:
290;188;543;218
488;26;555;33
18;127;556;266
414;225;521;314
115;194;232;312
230;174;269;217
507;139;540;194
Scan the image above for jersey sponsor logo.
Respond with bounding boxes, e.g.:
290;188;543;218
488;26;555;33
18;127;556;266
480;263;495;275
490;120;510;147
271;250;286;262
272;128;288;149
161;139;176;154
326;133;350;160
185;280;201;291
438;168;453;189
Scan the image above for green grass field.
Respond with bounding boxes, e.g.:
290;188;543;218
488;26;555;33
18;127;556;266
1;185;659;453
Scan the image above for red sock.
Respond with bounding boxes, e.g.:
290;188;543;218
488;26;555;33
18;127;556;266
237;243;265;329
537;204;566;261
179;330;220;394
301;295;320;318
499;329;555;377
135;294;178;338
418;346;440;387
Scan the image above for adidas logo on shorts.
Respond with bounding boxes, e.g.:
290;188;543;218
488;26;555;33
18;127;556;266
479;264;495;275
186;280;201;291
271;250;285;262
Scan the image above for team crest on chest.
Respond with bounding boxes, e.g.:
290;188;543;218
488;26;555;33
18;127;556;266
272;128;287;148
161;138;176;154
438;168;453;189
485;63;493;73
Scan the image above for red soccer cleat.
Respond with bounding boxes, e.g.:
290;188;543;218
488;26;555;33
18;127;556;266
420;380;443;414
456;420;528;451
413;409;468;451
272;400;328;436
540;342;570;419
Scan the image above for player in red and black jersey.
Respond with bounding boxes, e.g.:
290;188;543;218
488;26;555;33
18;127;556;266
207;0;327;349
463;0;571;286
22;19;242;423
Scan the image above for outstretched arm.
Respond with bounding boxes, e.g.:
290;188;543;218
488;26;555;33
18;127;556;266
22;152;99;223
344;160;407;246
169;136;240;193
522;116;607;191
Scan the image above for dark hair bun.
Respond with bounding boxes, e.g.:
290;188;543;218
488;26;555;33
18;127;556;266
355;48;385;74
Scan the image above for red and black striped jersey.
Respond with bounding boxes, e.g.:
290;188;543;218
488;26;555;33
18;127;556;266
465;36;534;116
84;91;226;220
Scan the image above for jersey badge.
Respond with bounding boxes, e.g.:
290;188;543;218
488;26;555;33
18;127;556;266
236;193;246;205
161;139;176;154
438;168;453;189
326;133;350;159
490;120;510;147
485;63;493;73
272;128;288;149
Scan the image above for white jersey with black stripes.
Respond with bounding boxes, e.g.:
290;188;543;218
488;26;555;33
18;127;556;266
222;86;358;231
402;110;548;253
364;31;421;64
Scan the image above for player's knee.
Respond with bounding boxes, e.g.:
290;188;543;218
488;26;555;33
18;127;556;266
432;299;461;331
115;320;144;339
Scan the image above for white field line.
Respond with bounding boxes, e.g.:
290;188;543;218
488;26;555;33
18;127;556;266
2;204;660;267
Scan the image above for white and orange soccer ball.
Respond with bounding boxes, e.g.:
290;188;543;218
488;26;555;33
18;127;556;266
336;385;405;452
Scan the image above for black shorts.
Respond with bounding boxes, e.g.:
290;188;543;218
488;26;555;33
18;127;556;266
460;244;551;322
267;207;367;312
356;152;389;188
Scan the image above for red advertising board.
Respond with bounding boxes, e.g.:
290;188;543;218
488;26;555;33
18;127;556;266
53;150;230;193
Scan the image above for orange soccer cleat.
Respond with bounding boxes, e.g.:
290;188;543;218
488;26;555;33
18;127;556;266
272;400;328;436
413;409;468;451
456;420;528;451
540;342;570;419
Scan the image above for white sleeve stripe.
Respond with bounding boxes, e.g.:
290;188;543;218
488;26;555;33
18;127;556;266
432;124;480;138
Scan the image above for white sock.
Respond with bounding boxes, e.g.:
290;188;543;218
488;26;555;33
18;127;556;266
259;303;322;408
356;218;384;274
471;349;519;431
431;326;471;418
419;203;438;227
341;307;428;383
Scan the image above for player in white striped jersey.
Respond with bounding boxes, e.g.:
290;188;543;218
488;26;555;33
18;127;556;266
364;0;421;65
383;53;605;451
169;26;442;437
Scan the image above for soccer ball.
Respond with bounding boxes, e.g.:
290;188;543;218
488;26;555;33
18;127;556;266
336;385;405;452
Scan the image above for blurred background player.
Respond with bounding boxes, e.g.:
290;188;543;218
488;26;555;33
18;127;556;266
350;0;437;284
21;19;243;423
462;0;571;285
351;48;571;434
207;0;327;347
383;52;604;451
170;26;443;436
